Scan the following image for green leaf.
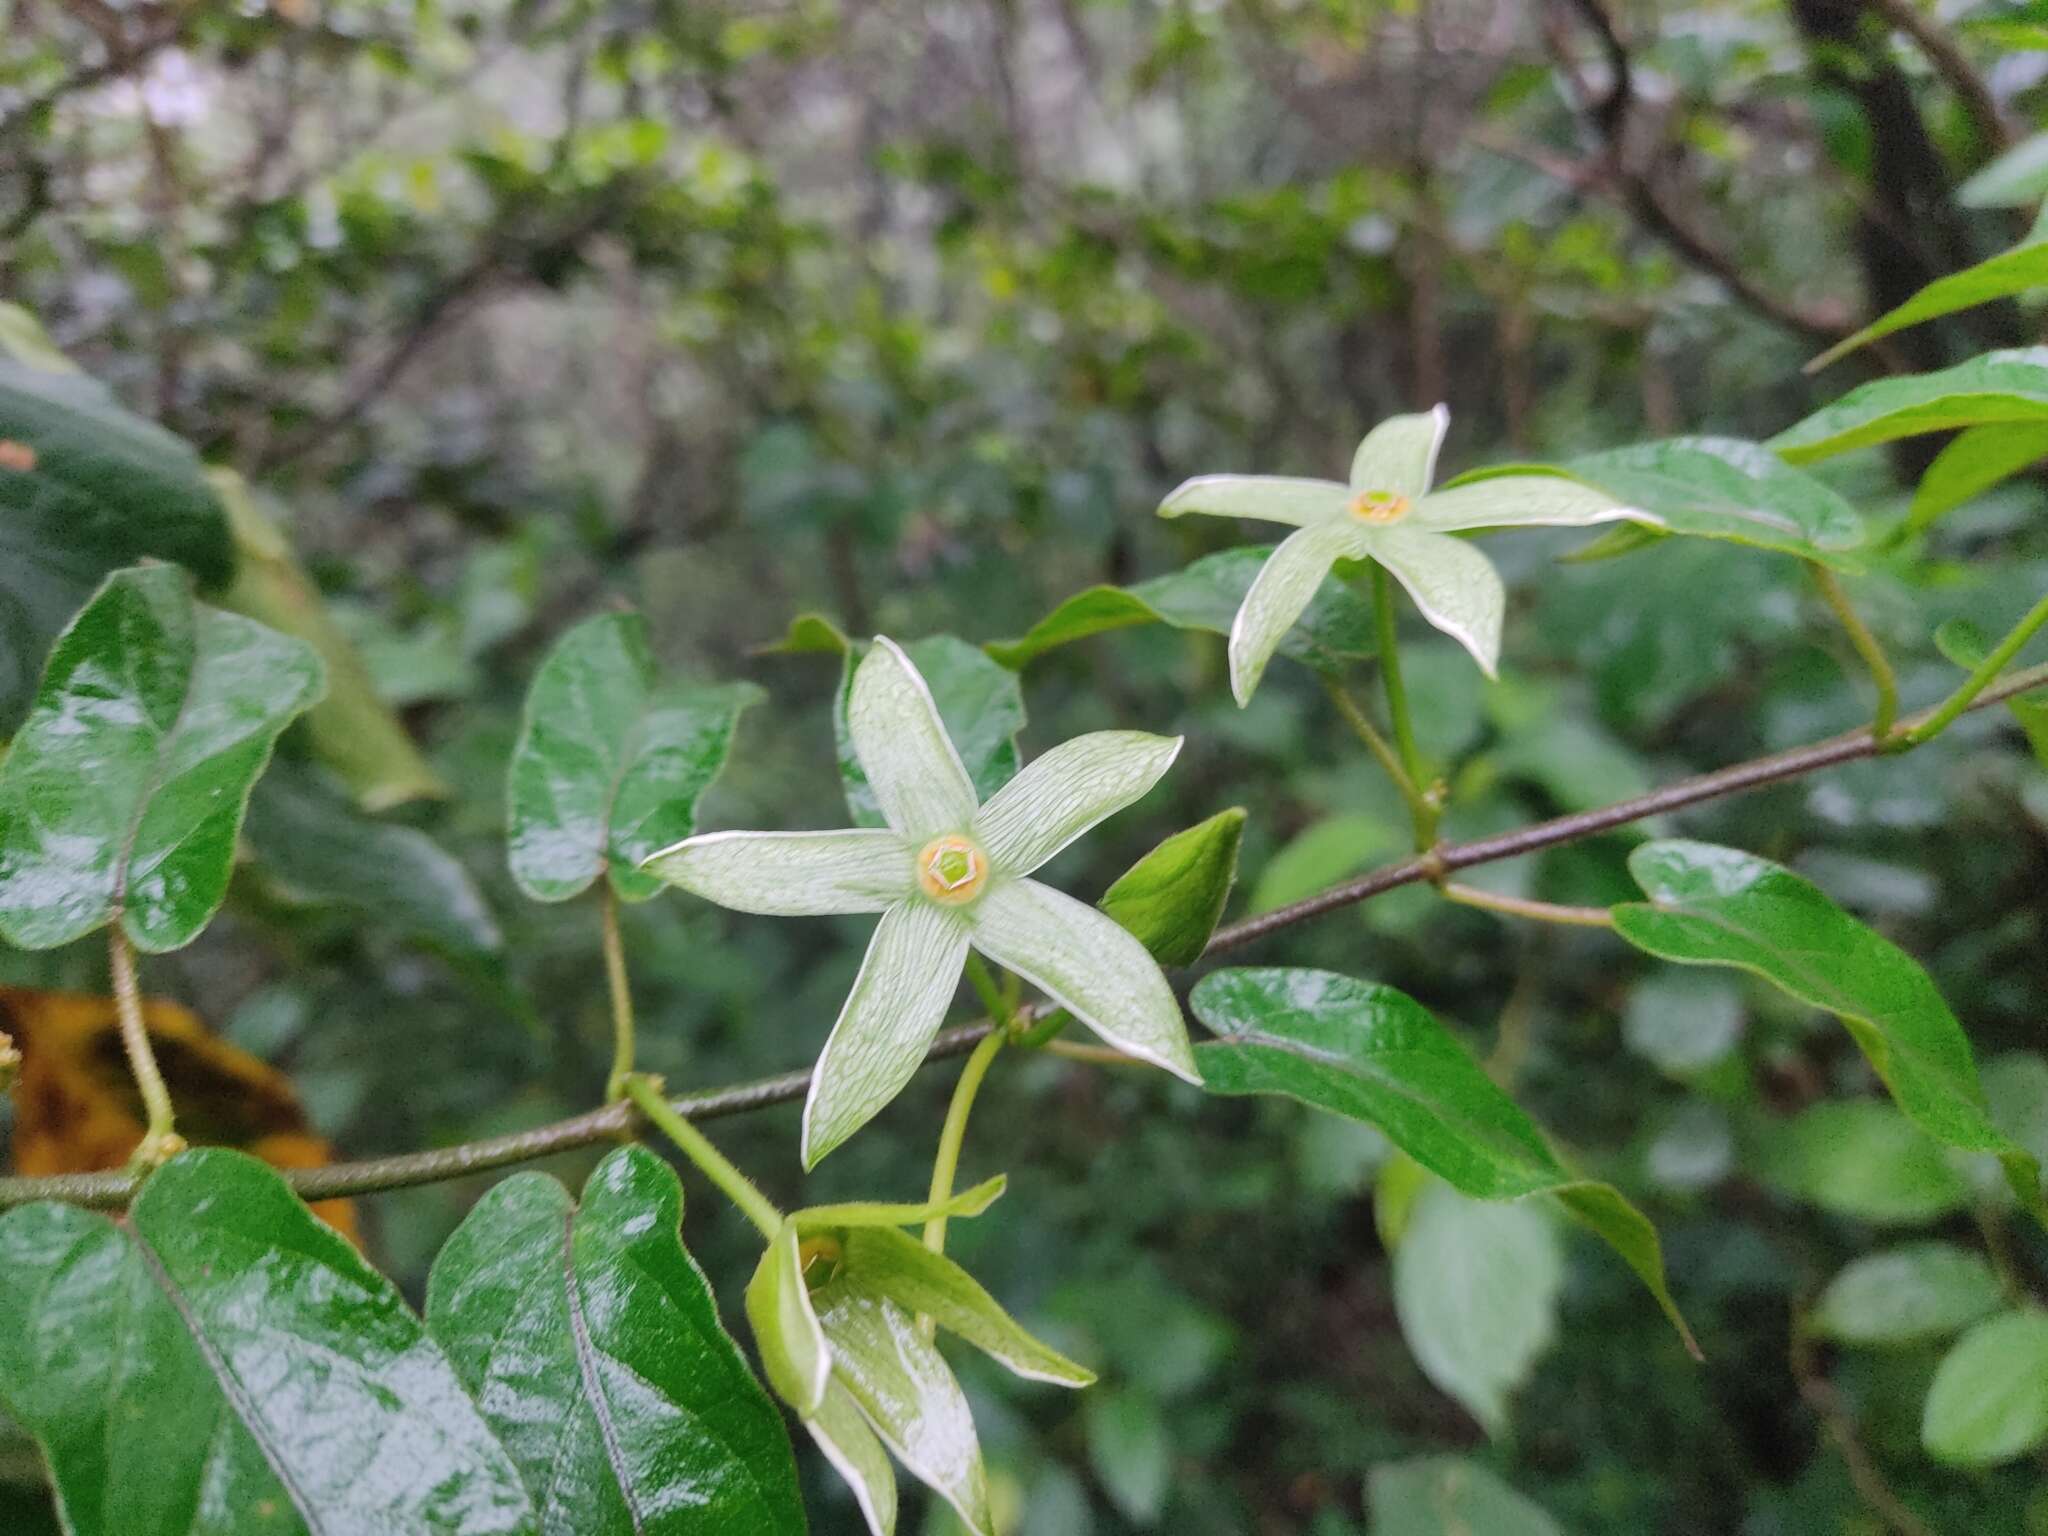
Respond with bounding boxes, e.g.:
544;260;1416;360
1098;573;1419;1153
1192;968;1696;1352
1808;241;2048;371
243;762;504;971
211;471;446;809
829;1225;1095;1386
1466;438;1865;565
756;610;853;655
0;565;325;953
1367;1457;1564;1536
507;611;760;903
1922;1310;2048;1466
0;1149;537;1536
983;545;1377;672
0;354;233;733
747;1225;830;1417
1810;1243;2005;1346
1762;1100;1973;1225
1905;421;2048;536
806;1381;898;1536
1958;130;2048;208
1390;1178;1561;1436
1770;348;2048;464
834;635;1023;826
1098;807;1246;964
426;1147;806;1534
1083;1388;1170;1528
1612;840;2044;1215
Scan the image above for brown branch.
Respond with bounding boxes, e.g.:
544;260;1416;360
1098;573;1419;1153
1866;0;2012;155
5;660;2044;1213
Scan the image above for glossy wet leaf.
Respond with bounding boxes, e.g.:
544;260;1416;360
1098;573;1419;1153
1921;1310;2048;1466
1389;1179;1561;1436
0;565;325;953
0;1149;536;1536
983;545;1376;672
426;1146;806;1535
1192;968;1695;1351
1808;241;2048;371
0;350;232;733
508;611;760;903
1771;348;2048;463
1098;807;1245;964
1612;840;2043;1214
1810;1243;2005;1346
834;635;1024;826
212;471;445;809
1515;438;1865;565
1367;1456;1564;1536
244;763;503;972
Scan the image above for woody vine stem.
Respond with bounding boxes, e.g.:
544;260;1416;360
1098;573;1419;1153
1;657;2044;1214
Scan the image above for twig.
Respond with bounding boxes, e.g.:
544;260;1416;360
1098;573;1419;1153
3;660;2044;1212
1866;0;2011;154
1789;1312;1942;1536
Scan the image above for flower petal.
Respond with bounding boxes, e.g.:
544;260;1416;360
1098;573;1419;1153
847;637;979;839
803;900;971;1167
970;731;1182;875
815;1280;993;1536
641;828;911;915
746;1223;831;1415
1413;474;1661;534
1226;521;1367;706
968;878;1198;1082
1363;525;1505;678
1350;405;1450;497
806;1381;899;1536
1157;475;1349;527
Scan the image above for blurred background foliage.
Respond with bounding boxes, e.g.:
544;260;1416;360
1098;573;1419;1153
4;0;2048;1531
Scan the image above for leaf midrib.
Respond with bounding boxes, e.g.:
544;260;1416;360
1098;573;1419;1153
560;1205;649;1535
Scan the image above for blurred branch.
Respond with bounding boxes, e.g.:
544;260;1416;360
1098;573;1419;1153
4;660;2045;1211
1788;1312;1941;1536
1536;0;1855;347
1866;0;2011;154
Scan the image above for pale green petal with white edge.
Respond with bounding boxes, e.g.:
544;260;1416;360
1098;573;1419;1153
971;731;1183;875
815;1280;994;1536
642;828;912;915
1226;519;1371;706
745;1223;831;1415
803;899;972;1167
1414;474;1662;534
1362;524;1506;677
967;878;1198;1082
837;1225;1096;1386
847;637;980;840
1157;475;1350;528
806;1381;899;1536
1350;405;1450;499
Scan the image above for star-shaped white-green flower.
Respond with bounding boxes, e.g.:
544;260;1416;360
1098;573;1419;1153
1159;405;1660;703
643;637;1199;1166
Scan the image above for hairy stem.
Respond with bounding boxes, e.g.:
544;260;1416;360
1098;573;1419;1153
923;1029;1007;1260
601;886;636;1102
623;1075;783;1239
1810;564;1900;741
1321;673;1426;815
5;660;2044;1213
1897;592;2048;748
109;929;181;1166
1440;882;1615;928
1370;563;1435;848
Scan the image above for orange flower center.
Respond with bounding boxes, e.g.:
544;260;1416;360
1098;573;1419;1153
916;834;989;905
1349;488;1411;524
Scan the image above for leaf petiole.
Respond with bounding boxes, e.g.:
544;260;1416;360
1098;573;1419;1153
624;1075;784;1239
1809;563;1900;741
1895;591;2048;749
601;886;636;1102
109;928;182;1167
